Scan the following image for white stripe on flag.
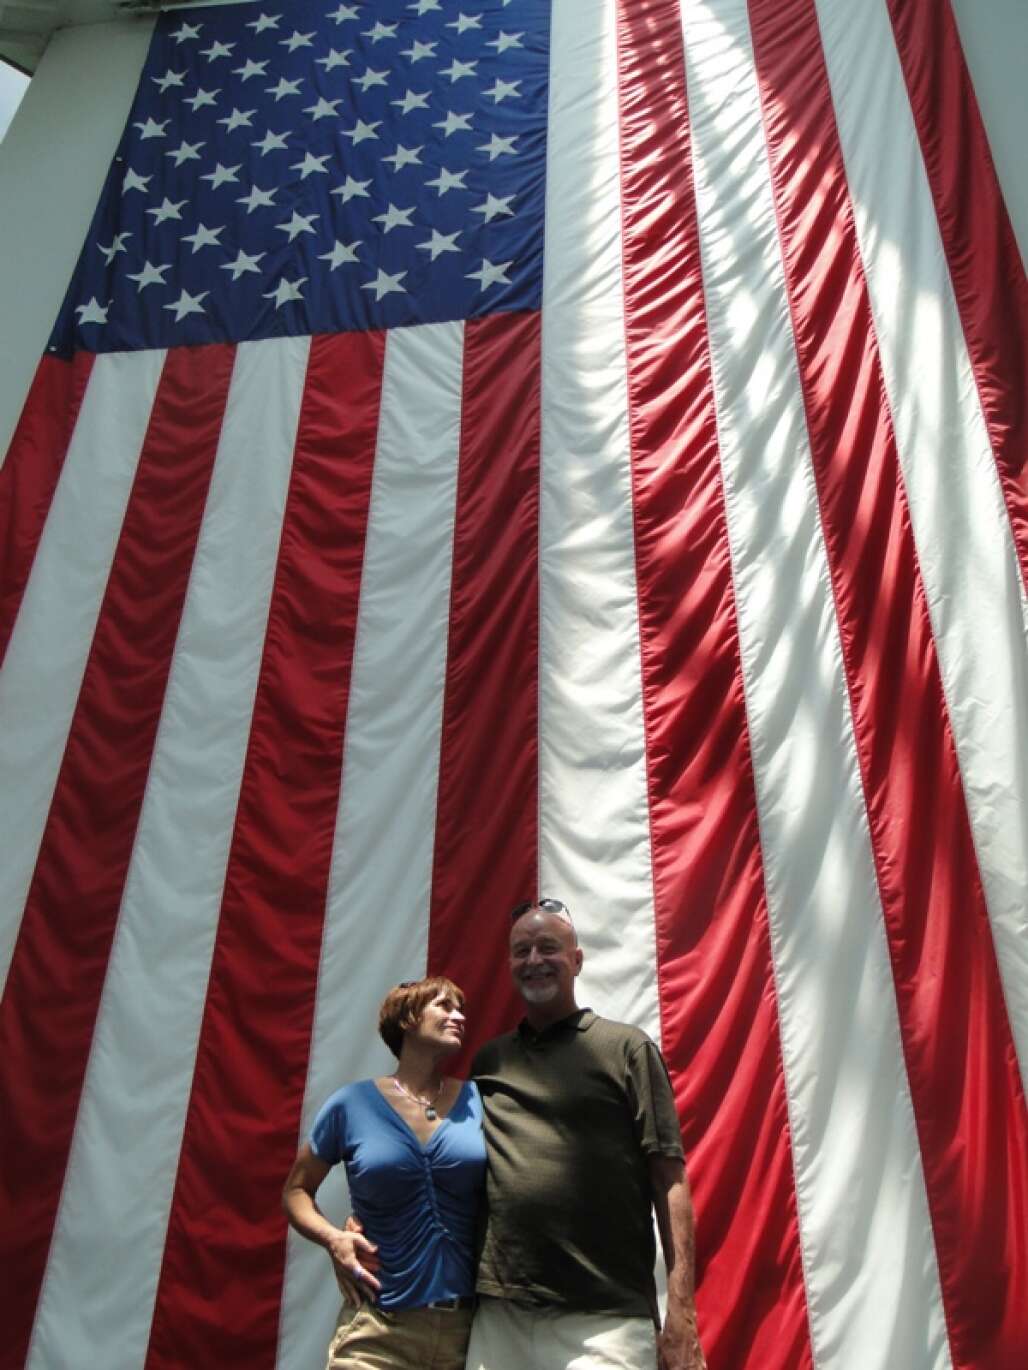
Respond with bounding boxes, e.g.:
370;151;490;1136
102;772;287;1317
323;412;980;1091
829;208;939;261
815;0;1028;1087
679;4;951;1369
0;350;165;991
24;339;309;1370
539;0;660;1039
277;321;465;1370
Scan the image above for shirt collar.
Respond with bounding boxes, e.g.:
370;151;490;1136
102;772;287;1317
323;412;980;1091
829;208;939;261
517;1007;595;1041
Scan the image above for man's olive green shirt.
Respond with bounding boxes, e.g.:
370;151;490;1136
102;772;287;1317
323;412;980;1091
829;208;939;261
470;1008;684;1319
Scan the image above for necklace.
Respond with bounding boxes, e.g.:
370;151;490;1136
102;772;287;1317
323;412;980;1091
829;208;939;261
392;1075;444;1121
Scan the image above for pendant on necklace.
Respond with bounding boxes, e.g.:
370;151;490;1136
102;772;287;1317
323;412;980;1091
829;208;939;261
425;1106;438;1121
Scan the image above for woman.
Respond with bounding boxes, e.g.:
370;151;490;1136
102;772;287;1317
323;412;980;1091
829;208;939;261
283;976;485;1370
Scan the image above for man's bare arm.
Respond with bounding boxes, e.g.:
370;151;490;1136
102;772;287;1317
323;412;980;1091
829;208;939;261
649;1154;706;1370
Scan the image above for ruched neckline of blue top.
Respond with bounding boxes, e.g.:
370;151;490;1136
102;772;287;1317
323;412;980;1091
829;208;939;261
309;1078;486;1310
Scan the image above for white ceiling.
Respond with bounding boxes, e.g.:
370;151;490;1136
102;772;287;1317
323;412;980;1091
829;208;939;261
0;0;253;73
1;3;119;72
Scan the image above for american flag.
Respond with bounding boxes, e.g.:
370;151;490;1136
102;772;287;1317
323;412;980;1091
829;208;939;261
1;2;1026;1370
48;0;547;354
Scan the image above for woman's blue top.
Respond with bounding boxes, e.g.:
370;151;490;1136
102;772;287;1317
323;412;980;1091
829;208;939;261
309;1079;486;1310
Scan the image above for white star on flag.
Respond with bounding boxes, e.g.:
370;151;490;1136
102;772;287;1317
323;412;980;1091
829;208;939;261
247;13;280;34
487;32;524;52
342;120;381;145
440;59;477;83
264;277;307;307
171;22;202;44
126;261;171;291
473;193;515;222
147;197;187;225
446;13;482;33
466;259;513;290
200;40;234;61
332;176;372;202
163;288;208;321
291;152;331;179
122;169;151;193
484;79;521;104
74;297;109;324
400;40;436;63
318;240;362;269
276;211;319;242
133;118;168;140
233;59;268;82
408;0;441;13
417;229;461;260
361;268;407;300
425;167;467;195
363;22;398;43
353;68;388;92
434;111;473;136
479;134;517;161
487;31;523;52
217;108;255;131
316;49;352;71
153;69;186;93
220;249;265;281
182;223;224;253
372;204;415;233
166;139;205;166
281;31;314;52
200;163;242;188
184;88;220;111
304;98;341;121
97;233;131;264
328;4;359;22
391;90;430;115
267;78;303;101
237;185;276;213
254;130;289;155
382;145;423;171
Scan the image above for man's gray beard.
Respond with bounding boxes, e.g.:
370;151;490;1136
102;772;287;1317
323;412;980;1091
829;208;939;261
519;980;558;1004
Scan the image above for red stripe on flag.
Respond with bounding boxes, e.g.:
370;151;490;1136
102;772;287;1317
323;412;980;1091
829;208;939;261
144;331;384;1370
0;352;95;667
886;0;1028;593
427;310;540;1062
614;5;813;1369
750;3;1028;1366
0;343;233;1370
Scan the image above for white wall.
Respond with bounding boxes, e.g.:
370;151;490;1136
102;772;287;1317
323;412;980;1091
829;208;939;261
0;62;30;141
0;18;154;457
952;0;1028;272
0;1;1025;460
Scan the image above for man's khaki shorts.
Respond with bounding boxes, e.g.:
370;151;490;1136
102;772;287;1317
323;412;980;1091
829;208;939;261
465;1295;657;1370
325;1301;472;1370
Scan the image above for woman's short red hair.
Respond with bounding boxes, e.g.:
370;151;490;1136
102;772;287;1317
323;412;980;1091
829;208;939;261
378;976;465;1057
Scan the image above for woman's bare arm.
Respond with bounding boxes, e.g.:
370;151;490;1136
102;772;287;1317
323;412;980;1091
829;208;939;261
282;1143;382;1303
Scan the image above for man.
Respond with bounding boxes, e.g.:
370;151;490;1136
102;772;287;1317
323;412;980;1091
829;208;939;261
465;899;706;1370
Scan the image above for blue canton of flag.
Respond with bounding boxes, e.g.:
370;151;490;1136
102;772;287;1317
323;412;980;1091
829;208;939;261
49;0;550;355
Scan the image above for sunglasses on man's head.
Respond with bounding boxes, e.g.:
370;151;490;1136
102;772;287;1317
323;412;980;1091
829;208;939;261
509;897;573;924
